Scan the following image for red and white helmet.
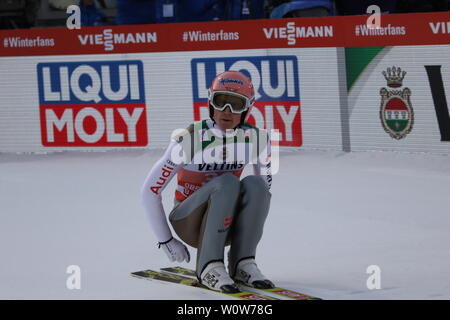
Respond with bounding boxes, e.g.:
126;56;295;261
208;71;255;124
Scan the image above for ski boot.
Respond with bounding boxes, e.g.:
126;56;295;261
199;262;241;293
232;258;275;289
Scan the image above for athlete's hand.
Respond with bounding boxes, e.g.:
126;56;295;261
158;237;190;263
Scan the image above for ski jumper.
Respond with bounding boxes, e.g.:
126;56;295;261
141;119;272;276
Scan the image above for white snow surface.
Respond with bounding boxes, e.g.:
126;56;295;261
1;149;450;300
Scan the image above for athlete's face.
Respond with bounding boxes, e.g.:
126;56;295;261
213;106;242;131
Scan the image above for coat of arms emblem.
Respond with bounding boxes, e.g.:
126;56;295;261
379;66;414;140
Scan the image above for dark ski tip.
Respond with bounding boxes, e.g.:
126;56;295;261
253;279;275;289
220;284;241;294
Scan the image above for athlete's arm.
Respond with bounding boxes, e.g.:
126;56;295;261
140;139;184;243
253;131;272;189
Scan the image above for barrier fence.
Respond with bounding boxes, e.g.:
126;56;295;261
0;11;449;154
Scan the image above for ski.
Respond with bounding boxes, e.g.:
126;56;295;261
131;269;278;301
160;266;321;300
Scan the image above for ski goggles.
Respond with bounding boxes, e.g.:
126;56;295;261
208;91;253;114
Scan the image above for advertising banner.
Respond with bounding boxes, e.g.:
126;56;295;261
1;11;449;154
37;60;148;147
0;48;342;152
346;45;450;154
1;12;450;57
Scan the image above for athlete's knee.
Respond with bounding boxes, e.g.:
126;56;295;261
240;175;269;194
213;173;240;193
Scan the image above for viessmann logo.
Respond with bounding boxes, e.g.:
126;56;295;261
429;21;450;34
191;56;302;147
37;60;148;147
263;21;333;45
77;29;157;51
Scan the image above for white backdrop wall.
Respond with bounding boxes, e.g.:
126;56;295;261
2;45;450;154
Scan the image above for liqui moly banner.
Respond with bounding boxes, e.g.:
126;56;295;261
37;60;148;147
191;56;302;147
